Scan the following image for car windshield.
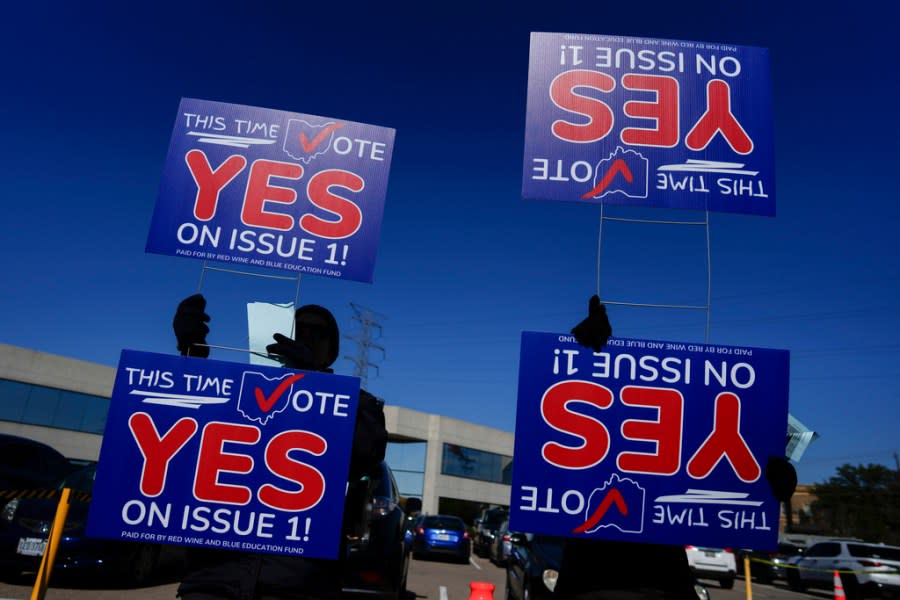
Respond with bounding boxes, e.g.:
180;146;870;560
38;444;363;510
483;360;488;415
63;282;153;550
370;462;393;497
58;464;96;494
778;543;803;555
423;516;464;530
483;512;507;528
848;544;900;561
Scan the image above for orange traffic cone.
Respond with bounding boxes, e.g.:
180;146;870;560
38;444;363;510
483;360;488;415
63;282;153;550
468;581;496;600
833;570;846;600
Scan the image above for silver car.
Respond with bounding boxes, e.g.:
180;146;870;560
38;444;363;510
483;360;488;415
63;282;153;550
489;519;515;566
787;540;900;598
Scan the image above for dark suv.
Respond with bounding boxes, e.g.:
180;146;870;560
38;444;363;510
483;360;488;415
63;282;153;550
473;507;508;558
342;461;410;600
0;434;75;492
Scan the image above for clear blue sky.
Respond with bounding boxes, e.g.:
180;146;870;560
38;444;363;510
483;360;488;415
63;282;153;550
2;1;897;486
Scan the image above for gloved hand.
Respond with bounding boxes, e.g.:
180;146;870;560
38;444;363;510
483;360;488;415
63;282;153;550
571;295;613;352
266;333;315;369
765;456;797;503
173;294;210;358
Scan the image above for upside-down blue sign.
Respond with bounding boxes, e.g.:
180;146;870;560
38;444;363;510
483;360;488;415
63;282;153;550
509;332;790;550
522;32;775;215
86;350;359;559
146;98;395;282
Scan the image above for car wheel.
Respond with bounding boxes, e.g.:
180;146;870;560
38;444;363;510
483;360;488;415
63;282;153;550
0;567;25;584
786;569;805;592
720;576;734;589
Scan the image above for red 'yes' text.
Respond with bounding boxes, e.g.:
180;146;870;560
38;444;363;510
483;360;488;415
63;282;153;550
540;383;760;482
186;151;363;240
550;72;753;154
129;412;326;512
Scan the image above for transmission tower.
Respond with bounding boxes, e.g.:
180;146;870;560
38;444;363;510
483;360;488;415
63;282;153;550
342;302;386;388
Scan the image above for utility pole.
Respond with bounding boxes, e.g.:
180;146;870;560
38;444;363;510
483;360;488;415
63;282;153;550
342;303;386;389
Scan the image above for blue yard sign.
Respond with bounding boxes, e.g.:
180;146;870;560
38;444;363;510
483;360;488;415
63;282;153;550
87;350;360;559
522;32;775;215
146;98;395;283
509;332;790;550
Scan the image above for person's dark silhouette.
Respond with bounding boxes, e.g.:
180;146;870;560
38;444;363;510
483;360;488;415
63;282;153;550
172;294;387;600
554;296;797;600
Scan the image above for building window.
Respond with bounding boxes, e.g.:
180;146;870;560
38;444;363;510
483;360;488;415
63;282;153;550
0;379;109;434
386;441;426;499
441;443;512;484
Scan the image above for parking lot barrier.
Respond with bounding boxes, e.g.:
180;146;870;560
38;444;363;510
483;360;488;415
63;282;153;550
743;553;753;600
468;581;495;600
833;570;845;600
29;487;72;600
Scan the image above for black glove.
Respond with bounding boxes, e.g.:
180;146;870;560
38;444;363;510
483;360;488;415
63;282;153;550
173;294;210;358
266;333;315;369
571;295;613;352
765;456;797;503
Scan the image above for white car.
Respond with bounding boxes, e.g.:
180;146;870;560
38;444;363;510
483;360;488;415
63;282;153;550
685;545;736;589
786;540;900;598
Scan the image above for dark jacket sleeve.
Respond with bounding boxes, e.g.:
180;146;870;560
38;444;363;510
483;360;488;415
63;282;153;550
348;389;387;481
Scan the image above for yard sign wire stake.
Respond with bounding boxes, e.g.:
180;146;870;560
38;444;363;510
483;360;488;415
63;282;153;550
187;261;303;358
595;204;712;343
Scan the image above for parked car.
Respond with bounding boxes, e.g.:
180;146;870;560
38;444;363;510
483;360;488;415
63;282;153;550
401;497;422;552
342;461;411;600
0;434;76;492
735;542;804;583
685;545;736;589
410;514;470;563
0;463;179;584
505;533;565;600
735;547;777;584
771;542;805;580
489;519;515;566
786;540;900;599
473;506;507;558
507;534;710;600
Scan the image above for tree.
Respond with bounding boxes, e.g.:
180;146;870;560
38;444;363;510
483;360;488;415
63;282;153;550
811;463;900;544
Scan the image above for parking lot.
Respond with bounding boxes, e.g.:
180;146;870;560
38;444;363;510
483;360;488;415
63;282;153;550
0;552;839;600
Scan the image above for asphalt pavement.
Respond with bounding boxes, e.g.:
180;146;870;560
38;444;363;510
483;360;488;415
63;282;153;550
0;554;836;600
